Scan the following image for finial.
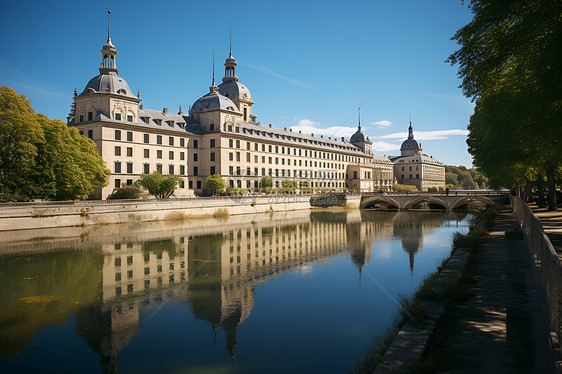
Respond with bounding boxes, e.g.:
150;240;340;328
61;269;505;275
107;10;111;42
73;88;77;97
178;104;183;115
229;24;232;56
358;107;361;131
137;90;140;98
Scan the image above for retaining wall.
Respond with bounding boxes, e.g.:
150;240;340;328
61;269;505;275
0;195;312;231
510;196;562;366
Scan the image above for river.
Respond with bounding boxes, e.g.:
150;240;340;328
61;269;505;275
0;209;472;373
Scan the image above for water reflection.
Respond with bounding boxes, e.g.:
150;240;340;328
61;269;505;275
0;210;468;373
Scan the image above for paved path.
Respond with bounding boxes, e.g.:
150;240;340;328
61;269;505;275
529;203;562;259
434;207;555;373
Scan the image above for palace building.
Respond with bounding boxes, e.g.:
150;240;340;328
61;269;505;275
67;12;443;198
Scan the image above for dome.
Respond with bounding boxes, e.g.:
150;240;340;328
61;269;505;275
400;138;421;151
79;72;136;98
218;81;252;102
350;129;370;143
190;90;241;114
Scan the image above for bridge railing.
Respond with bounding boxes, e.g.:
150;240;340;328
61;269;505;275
510;195;562;345
362;189;507;197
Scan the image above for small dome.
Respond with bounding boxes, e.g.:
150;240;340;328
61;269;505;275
190;91;241;114
79;72;136;98
400;138;421;150
218;81;251;101
350;129;370;143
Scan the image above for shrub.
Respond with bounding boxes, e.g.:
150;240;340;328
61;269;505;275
204;174;225;196
137;171;181;199
107;185;143;200
393;183;418;192
259;176;273;188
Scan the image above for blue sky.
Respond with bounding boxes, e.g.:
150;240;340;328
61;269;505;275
0;0;475;167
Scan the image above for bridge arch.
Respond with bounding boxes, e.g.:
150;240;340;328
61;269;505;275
403;196;448;211
451;195;496;210
361;196;401;210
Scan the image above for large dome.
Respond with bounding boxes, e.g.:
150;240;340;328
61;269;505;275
190;90;241;114
218;81;252;101
400;138;421;151
79;72;136;98
350;129;370;143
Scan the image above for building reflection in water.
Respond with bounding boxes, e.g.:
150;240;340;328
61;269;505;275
0;210;467;372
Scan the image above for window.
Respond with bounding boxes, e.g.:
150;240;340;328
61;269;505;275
180;152;185;161
79;115;84;122
126;179;133;185
210;124;215;131
115;179;121;188
210;166;215;175
144;149;149;158
210;139;215;148
144;134;150;143
193;139;198;148
115;130;121;140
88;112;93;121
236;152;240;161
180;138;185;147
156;135;162;145
193;167;198;176
243;107;247;121
115;162;122;173
180;165;185;175
247;153;251;162
126;163;133;173
115;146;121;156
143;164;150;174
229;153;233;161
169;151;174;160
210;152;215;161
169;137;174;146
196;181;201;189
193;153;198;162
126;147;133;157
236;140;240;148
157;150;162;159
115;113;121;121
127;131;133;141
229;139;233;147
157;164;162;173
169;165;174;175
189;181;193;188
127;115;133;122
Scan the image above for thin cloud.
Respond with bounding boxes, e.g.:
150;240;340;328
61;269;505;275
372;141;400;152
290;119;357;138
239;62;318;91
376;129;469;141
370;120;392;128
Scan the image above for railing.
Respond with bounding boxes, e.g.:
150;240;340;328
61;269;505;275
362;189;507;197
510;195;562;344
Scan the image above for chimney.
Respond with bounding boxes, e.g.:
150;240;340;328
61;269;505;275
269;124;272;128
284;127;287;131
341;137;345;141
163;107;168;114
299;131;302;134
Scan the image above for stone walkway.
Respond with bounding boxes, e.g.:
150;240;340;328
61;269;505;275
434;207;555;373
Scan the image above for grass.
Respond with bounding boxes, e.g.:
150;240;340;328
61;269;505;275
165;211;188;220
213;208;230;220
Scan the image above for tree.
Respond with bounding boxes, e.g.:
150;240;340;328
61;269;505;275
259;176;272;189
448;1;562;210
137;171;181;199
0;85;109;201
107;185;143;200
204;174;225;195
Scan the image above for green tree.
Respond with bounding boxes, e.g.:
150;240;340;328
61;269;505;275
448;1;562;209
259;176;272;189
107;184;143;200
137;171;181;199
0;85;109;201
204;174;225;195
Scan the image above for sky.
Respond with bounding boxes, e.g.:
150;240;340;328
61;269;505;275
0;0;476;167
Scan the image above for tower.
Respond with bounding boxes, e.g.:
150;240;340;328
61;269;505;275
350;108;373;155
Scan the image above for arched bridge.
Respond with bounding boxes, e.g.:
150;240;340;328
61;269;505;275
360;192;505;211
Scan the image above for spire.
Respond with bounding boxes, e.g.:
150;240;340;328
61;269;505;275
407;115;414;139
223;27;238;83
107;10;111;43
210;50;218;93
358;107;361;131
100;10;118;74
137;90;140;98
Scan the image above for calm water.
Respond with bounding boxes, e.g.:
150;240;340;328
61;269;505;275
0;210;471;373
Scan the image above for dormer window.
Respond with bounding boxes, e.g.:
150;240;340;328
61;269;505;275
178;122;185;129
127;115;133;122
141;117;149;124
115;113;121;121
154;119;162;126
166;120;174;127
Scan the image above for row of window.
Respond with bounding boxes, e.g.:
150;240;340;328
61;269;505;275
114;162;186;176
225;179;344;189
226;166;348;179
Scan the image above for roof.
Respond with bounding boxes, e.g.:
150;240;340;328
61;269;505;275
400;138;421;151
190;89;241;115
218;81;252;102
350;129;370;143
390;153;444;166
372;155;393;164
78;72;136;99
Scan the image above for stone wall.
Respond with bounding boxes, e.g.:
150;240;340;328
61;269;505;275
0;195;312;231
510;196;562;365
